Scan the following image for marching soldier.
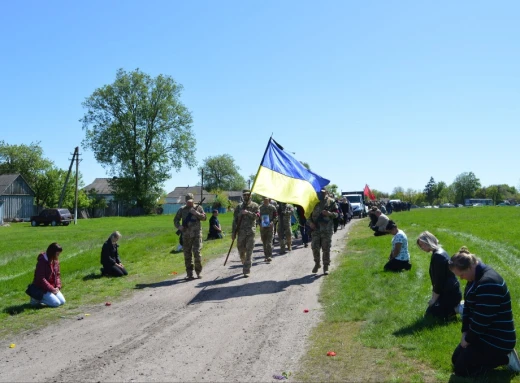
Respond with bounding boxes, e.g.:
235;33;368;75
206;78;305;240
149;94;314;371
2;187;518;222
232;189;259;277
277;202;294;254
307;189;339;275
174;193;206;280
259;196;278;263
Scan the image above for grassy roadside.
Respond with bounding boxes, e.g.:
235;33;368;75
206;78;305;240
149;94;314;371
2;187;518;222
0;213;235;338
296;207;520;383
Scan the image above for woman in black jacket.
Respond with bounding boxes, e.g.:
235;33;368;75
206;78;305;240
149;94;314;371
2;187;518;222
449;246;520;376
417;231;462;320
100;231;128;277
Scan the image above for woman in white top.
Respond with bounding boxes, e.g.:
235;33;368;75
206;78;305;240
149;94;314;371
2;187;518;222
384;220;412;272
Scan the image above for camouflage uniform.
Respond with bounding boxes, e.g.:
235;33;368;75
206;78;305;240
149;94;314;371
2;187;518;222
277;203;294;253
270;200;279;244
259;201;278;262
174;193;207;279
308;193;338;274
232;190;259;276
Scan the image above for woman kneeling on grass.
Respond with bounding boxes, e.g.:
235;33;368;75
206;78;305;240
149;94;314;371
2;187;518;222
100;231;128;277
416;231;462;321
28;242;66;307
383;220;412;272
449;246;520;376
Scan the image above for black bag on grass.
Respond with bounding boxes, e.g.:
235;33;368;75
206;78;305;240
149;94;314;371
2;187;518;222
25;283;45;300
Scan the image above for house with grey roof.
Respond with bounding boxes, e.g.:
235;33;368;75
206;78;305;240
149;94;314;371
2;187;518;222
83;178;116;200
163;186;217;214
0;174;36;222
82;178;122;217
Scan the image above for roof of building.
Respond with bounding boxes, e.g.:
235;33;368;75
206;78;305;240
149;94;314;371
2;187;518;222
83;178;115;195
227;191;243;198
0;173;35;195
166;186;216;203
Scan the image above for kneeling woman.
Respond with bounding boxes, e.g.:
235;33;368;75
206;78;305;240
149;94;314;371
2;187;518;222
384;221;412;272
101;231;128;277
417;231;462;320
31;242;66;307
450;246;520;376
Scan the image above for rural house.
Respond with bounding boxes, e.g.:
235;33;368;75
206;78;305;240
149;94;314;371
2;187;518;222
0;174;36;221
163;186;217;214
83;178;122;217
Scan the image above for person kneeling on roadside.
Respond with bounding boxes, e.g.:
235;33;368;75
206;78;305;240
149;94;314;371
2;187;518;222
384;220;412;271
26;242;66;307
207;209;223;240
449;246;520;376
416;231;462;321
100;231;128;277
370;207;390;236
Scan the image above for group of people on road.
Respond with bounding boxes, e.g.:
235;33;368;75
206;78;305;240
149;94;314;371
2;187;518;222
173;188;341;279
231;188;341;277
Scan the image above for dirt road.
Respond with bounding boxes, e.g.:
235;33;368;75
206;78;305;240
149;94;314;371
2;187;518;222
1;223;351;382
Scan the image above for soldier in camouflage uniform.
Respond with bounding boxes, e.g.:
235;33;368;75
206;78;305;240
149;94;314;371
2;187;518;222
174;193;207;280
277;202;294;254
232;189;259;277
307;189;339;275
259;196;278;263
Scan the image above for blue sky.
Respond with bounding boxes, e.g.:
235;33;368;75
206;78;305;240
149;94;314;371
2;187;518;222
1;0;519;195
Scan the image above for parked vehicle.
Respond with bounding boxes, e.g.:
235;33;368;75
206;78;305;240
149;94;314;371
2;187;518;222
31;208;73;227
341;191;367;218
440;203;455;208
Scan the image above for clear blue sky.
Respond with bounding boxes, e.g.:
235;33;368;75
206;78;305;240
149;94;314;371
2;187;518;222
1;0;519;195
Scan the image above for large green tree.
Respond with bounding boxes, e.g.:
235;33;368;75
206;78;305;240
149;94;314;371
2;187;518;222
452;172;481;204
198;154;245;191
81;69;196;212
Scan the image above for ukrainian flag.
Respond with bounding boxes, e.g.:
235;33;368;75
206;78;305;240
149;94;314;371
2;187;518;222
251;138;330;218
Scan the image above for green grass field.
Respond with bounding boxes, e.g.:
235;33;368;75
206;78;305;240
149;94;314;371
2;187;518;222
2;207;520;381
296;206;520;383
0;212;235;337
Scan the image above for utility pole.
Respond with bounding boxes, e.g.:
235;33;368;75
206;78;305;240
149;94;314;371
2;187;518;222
74;146;79;225
58;147;80;224
201;169;204;204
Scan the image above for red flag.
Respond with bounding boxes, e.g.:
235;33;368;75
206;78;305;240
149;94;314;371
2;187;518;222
364;184;376;201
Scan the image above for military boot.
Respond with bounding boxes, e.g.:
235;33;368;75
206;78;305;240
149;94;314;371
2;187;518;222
323;265;329;275
312;263;321;273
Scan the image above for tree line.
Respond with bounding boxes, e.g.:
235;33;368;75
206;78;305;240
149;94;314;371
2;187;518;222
370;173;519;206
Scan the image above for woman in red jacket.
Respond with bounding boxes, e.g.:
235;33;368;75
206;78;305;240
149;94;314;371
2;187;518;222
31;242;66;307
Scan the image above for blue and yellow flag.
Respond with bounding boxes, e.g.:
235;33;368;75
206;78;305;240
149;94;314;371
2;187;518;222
251;138;330;218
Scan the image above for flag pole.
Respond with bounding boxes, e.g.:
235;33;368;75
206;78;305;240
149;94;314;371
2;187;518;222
251;137;273;192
